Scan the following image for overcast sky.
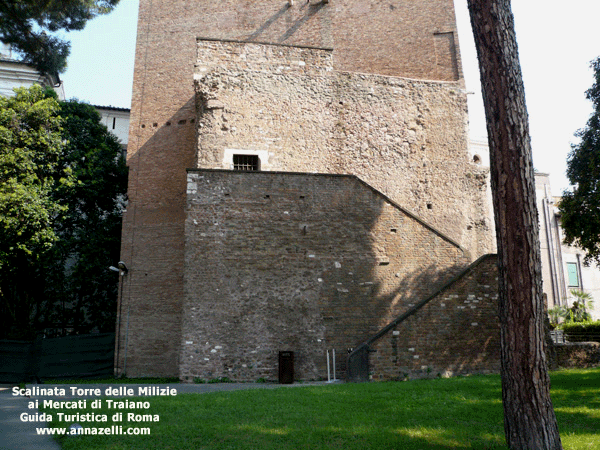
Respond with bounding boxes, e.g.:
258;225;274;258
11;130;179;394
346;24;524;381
455;1;600;194
60;0;600;194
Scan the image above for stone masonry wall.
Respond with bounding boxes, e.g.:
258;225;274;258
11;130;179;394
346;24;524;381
554;342;600;369
369;255;501;380
181;170;471;381
194;40;493;259
120;0;470;377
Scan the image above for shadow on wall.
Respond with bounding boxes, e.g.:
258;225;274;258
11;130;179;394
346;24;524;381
344;261;473;383
119;2;331;377
247;1;328;44
181;171;472;382
362;254;501;382
116;96;197;378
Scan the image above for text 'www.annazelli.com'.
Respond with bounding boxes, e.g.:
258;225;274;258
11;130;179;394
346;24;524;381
37;426;151;436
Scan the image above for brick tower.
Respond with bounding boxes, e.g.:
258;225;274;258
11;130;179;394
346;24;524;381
118;0;493;378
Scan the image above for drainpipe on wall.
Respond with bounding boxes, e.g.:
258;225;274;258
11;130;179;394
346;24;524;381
554;211;568;305
576;253;584;292
542;196;560;307
114;262;129;377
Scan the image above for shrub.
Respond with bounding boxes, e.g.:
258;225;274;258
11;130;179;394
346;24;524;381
561;321;600;343
566;290;594;323
548;305;568;326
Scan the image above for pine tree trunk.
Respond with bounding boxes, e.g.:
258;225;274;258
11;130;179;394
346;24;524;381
466;1;563;449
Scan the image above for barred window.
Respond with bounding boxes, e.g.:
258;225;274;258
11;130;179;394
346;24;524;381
233;154;260;171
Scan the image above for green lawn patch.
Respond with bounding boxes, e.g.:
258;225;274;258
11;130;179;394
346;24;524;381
43;368;600;450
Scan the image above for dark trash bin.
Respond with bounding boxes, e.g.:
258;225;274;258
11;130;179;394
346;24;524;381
278;351;294;384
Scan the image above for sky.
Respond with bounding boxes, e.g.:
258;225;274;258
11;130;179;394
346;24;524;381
455;1;600;194
60;0;600;194
59;0;139;109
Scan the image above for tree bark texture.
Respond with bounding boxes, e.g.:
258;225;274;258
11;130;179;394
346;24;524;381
466;1;563;449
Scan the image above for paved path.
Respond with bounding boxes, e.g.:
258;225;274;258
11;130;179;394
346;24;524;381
0;381;334;450
0;385;62;450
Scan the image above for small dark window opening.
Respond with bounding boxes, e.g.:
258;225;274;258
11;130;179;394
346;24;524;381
112;117;116;129
233;154;260;171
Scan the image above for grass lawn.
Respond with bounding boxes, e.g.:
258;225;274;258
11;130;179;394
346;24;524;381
44;368;600;450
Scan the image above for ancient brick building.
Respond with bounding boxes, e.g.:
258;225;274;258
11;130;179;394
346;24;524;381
118;0;498;381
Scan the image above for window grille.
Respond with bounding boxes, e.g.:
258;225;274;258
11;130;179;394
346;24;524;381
233;154;259;171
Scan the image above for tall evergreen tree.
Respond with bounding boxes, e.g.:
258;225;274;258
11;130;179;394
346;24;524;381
466;1;562;448
559;57;600;267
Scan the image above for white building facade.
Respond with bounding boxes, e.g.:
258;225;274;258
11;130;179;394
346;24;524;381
536;174;600;321
470;138;600;321
95;106;130;149
0;43;64;99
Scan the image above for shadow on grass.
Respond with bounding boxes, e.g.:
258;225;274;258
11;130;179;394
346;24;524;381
550;368;600;441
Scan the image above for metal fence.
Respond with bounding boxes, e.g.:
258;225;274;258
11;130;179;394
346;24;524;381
550;329;566;344
550;329;600;344
0;333;114;383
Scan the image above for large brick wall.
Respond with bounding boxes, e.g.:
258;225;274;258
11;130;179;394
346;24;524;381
119;0;477;377
181;170;472;381
368;255;501;380
194;40;493;256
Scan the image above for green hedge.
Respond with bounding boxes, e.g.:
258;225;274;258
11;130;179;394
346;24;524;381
561;321;600;343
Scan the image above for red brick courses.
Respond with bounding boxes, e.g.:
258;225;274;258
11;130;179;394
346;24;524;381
118;0;485;378
181;170;473;381
369;255;501;380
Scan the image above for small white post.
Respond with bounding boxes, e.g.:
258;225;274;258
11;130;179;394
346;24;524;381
326;349;331;382
333;349;336;381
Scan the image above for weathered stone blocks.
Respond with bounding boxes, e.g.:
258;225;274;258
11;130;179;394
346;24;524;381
119;0;494;379
194;40;493;258
369;255;501;380
181;170;474;381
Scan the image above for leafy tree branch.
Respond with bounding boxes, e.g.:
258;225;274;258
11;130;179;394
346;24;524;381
0;0;120;74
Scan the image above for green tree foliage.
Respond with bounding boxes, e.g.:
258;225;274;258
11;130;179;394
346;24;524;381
0;85;71;338
0;0;120;74
0;86;127;339
548;290;594;325
42;100;128;335
566;290;594;323
559;57;600;267
0;85;68;266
